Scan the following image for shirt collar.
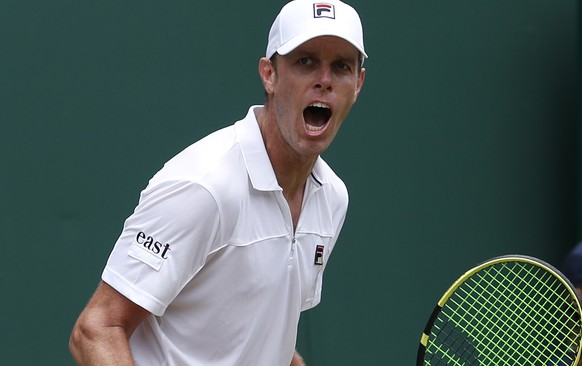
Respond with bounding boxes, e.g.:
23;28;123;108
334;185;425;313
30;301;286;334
235;106;280;191
235;106;328;191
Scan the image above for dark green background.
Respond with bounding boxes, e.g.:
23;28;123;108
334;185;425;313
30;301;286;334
1;1;578;364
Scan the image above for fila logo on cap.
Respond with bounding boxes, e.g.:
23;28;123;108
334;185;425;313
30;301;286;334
313;3;335;19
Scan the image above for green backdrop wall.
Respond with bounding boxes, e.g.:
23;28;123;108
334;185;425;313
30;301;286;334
0;1;578;364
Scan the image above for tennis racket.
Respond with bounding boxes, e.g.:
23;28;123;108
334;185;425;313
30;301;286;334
417;254;582;365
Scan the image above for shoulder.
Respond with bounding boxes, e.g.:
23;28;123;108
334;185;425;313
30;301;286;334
150;125;238;184
314;157;348;200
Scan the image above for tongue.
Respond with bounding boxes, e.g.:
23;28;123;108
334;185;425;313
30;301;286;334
304;107;327;127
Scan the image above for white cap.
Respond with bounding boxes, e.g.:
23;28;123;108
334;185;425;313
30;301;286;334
266;0;367;60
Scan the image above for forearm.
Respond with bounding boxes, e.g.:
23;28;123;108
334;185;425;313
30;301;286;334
70;323;135;366
70;282;150;365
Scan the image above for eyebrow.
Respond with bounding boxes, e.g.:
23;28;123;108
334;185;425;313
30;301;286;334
294;48;359;64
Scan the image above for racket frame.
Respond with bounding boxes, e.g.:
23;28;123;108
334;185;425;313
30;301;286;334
417;254;582;366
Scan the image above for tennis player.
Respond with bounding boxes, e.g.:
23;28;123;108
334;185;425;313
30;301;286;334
69;0;367;364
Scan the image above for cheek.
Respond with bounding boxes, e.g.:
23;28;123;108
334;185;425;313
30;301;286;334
336;89;358;118
274;101;301;142
273;85;305;124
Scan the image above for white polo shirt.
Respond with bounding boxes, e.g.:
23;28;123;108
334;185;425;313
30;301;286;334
102;106;349;366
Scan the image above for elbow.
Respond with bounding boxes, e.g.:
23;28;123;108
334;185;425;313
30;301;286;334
69;323;82;362
69;320;90;363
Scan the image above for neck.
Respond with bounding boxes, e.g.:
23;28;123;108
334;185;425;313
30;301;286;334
255;106;317;198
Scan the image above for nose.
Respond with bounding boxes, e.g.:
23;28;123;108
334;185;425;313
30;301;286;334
314;66;333;91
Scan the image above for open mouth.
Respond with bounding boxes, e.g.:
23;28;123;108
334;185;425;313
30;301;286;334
303;102;332;132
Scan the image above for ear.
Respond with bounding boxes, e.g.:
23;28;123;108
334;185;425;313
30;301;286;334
258;57;277;95
353;67;366;103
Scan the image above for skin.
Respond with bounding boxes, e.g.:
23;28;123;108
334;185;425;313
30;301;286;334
70;282;307;365
69;282;149;365
256;35;366;228
69;35;365;365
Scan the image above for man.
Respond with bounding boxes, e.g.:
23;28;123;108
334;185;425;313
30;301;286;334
69;0;366;364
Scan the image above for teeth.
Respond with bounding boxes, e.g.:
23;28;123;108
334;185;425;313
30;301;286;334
310;102;330;109
306;124;325;131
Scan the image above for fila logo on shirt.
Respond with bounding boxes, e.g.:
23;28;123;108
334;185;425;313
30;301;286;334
136;231;171;259
314;245;325;265
313;3;335;19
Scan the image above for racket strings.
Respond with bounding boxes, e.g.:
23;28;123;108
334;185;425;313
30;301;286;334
444;271;536;364
428;320;479;365
469;263;576;364
424;260;582;365
480;264;566;363
479;263;578;363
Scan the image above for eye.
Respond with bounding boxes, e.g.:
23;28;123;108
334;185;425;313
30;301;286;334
298;57;312;65
334;61;350;72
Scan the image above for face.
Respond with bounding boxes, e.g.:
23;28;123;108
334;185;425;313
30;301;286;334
259;36;366;161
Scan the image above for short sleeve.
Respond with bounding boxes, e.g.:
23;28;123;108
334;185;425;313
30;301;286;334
102;180;220;316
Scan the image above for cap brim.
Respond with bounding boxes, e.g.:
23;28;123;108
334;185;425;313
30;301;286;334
276;32;368;59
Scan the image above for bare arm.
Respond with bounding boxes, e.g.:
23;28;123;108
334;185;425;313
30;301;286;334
291;350;306;366
69;281;150;365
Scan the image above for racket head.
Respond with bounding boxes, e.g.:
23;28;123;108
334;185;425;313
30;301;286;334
417;254;582;366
